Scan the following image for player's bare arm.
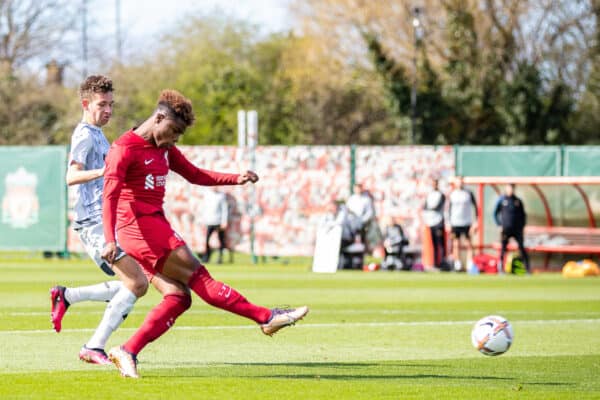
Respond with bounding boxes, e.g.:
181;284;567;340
66;161;105;186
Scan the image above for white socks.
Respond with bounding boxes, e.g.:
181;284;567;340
85;287;137;350
64;281;122;304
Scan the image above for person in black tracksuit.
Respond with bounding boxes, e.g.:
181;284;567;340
493;183;530;273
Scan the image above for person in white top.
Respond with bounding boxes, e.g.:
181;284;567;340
448;176;478;271
345;183;375;246
201;189;229;264
423;179;447;269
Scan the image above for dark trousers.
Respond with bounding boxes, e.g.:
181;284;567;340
430;224;446;268
203;224;226;263
500;228;530;271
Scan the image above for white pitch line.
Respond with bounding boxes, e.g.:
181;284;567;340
2;318;600;335
7;310;600;317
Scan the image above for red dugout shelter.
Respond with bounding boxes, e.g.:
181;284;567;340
463;176;600;270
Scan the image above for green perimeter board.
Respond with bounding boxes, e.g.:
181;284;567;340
457;146;561;177
0;146;67;250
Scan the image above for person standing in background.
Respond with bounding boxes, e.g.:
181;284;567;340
201;188;229;264
493;183;530;273
448;176;478;272
345;183;375;247
423;179;447;270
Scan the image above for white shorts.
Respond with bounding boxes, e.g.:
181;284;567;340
76;222;126;276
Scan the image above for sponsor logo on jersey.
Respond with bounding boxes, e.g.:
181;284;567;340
144;174;167;190
144;174;154;190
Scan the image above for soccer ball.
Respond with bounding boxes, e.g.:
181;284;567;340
471;315;514;356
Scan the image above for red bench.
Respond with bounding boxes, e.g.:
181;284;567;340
492;225;600;269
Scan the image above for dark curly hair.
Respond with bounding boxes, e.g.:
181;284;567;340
79;75;113;101
156;89;195;127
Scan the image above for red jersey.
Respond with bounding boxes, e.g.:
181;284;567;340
103;130;239;243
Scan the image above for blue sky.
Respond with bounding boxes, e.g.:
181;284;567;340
94;0;291;48
52;0;292;83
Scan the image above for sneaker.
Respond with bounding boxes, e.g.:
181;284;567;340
50;285;70;333
261;306;309;336
108;346;139;378
453;260;463;272
79;345;112;365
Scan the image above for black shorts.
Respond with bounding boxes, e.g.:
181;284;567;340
451;225;471;239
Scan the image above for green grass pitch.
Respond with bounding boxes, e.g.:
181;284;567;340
0;255;599;399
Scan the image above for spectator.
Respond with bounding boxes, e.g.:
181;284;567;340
448;176;478;272
346;183;375;247
201;188;229;264
493;183;530;273
423;179;447;269
381;216;409;271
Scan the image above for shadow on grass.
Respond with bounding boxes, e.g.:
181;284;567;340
149;361;445;369
144;361;577;388
146;361;518;382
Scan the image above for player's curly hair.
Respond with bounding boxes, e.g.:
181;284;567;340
79;75;113;100
156;89;195;127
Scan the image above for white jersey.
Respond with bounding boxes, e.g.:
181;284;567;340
423;190;445;227
202;190;229;226
346;193;374;225
449;188;477;227
69;122;110;228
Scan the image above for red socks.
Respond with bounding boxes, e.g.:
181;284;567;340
123;267;271;356
187;266;271;324
123;293;191;355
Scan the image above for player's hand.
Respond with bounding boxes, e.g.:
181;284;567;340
102;242;118;264
238;170;259;185
98;165;106;177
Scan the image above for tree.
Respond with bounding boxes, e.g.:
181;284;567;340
293;0;597;144
0;0;75;73
568;0;600;143
0;74;73;145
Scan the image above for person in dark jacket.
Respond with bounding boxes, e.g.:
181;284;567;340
493;183;530;273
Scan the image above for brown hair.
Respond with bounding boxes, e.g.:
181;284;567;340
79;75;113;100
156;89;195;127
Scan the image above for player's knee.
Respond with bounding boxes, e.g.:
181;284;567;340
130;278;149;298
178;293;192;311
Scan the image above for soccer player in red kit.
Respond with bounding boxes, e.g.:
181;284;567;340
102;89;308;378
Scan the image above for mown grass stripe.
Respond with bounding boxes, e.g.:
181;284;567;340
2;318;599;335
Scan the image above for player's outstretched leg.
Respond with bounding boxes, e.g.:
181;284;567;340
187;266;308;336
50;281;123;333
261;306;309;336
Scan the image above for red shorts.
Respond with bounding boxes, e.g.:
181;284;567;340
116;214;186;277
